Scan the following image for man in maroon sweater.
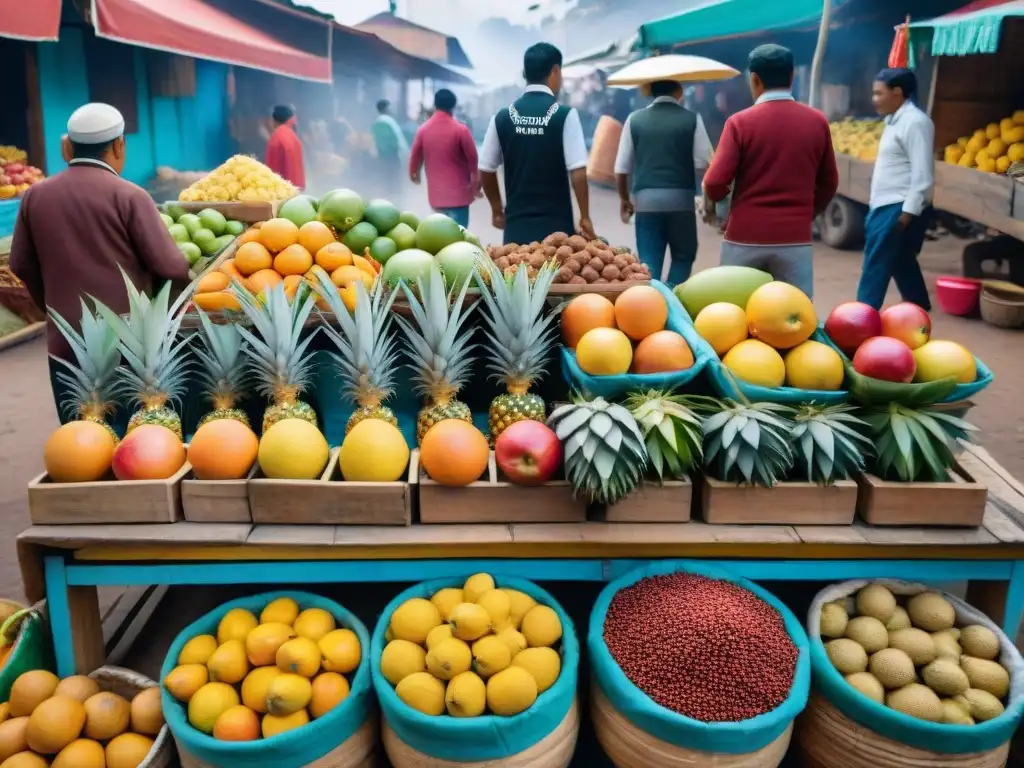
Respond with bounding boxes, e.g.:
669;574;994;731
703;45;838;297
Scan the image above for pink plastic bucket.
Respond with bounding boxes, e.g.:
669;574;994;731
935;276;981;316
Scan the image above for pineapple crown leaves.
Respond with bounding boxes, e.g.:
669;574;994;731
393;265;479;400
90;269;193;408
863;402;977;482
547;396;648;505
473;255;561;388
311;270;401;406
48;299;126;420
192;309;250;404
623;390;704;481
790;403;874;484
231;281;319;400
699;399;796;487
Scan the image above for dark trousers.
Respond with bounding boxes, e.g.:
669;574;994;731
856;203;932;311
635;211;698;285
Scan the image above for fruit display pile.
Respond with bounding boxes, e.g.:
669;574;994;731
829;119;885;161
178;155;298;203
163;597;358;741
0;669;163;767
0;147;44;200
943;111;1024;174
379;574;564;718
820;584;1011;725
159;204;244;268
604;573;799;722
486;233;650;285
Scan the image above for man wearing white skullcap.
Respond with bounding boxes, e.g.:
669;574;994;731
10;102;189;424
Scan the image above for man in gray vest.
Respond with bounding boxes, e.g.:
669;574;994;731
479;43;594;245
615;80;713;284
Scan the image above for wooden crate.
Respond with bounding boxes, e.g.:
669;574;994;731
171;201;280;223
547;280;651;302
181;464;257;523
416;450;586;524
602;480;693;523
855;463;988;527
248;448;412;526
27;463;190;525
700;476;858;525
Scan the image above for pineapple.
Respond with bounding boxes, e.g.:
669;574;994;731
547;396;648;505
192;309;251;427
48;299;124;443
393;263;479;444
790;403;873;485
92;270;191;440
625;391;703;481
861;402;976;482
474;257;560;441
232;282;319;433
696;399;795;486
310;269;400;433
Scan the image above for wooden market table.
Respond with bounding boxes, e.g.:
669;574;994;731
18;443;1024;678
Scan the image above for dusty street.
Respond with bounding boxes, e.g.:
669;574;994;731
1;185;1022;604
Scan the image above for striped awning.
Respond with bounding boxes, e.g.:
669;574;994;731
909;0;1024;56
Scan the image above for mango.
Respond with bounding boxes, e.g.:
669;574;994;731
164;664;208;703
188;682;240;734
241;666;282;714
246;622;296;667
262;709;309;738
266;674;312;716
217;608;259;644
208;639;249;684
319;628;361;674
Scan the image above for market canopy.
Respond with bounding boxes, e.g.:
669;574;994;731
607;54;739;85
909;0;1024;56
0;0;61;41
92;0;333;82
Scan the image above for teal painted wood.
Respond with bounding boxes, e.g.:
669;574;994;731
0;200;18;239
43;556;76;679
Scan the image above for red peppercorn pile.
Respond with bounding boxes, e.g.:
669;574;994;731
604;573;798;722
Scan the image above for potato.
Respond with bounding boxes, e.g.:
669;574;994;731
528;253;548;269
543;245;557;258
586;242;604;257
581;266;600;283
602;264;621;281
567;235;588;250
556;266;573;283
555;245;574;262
599;250;614;264
568;275;587;284
564;258;582;274
587;257;604;272
612;254;630;270
495;256;511;270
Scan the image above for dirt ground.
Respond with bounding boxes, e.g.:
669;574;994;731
1;185;1022;607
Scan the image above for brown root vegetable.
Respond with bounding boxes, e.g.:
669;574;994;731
602;264;622;281
612;254;630;270
581;266;601;283
568;275;587;285
599;250;614;264
528;253;548;269
557;266;574;283
564;258;582;274
567;235;588;250
528;241;541;250
509;254;524;266
543;245;558;258
542;232;565;246
622;251;638;265
586;242;604;257
555;245;574;262
572;250;589;263
495;256;511;271
587;257;605;272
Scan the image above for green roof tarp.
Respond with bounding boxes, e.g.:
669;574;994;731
909;0;1024;56
638;0;831;50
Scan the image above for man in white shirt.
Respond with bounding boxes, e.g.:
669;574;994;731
857;67;935;310
615;80;714;284
478;43;594;245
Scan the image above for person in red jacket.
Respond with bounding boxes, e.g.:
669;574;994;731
702;45;838;297
265;104;305;190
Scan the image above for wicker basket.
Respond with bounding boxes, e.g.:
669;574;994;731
592;687;792;768
89;665;174;768
797;695;1010;768
980;282;1024;329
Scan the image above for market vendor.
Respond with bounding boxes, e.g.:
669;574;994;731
9;102;189;419
856;68;934;311
614;79;713;284
479;43;595;245
265;104;306;191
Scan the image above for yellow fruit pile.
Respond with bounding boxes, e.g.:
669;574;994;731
163;597;359;741
0;669;162;767
380;573;564;718
830;119;885;161
821;584;1011;725
694;282;844;391
944;111;1024;174
0;147;27;165
179;155;298;203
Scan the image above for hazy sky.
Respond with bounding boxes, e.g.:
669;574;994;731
304;0;576;29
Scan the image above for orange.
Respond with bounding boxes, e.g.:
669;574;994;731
187;419;259;480
219;259;251;289
194;292;242;312
351;255;377;277
298;221;335;256
283;274;304;303
632;330;694;374
248;269;284;296
234;242;273;276
236;229;261;247
259;218;300;253
44;421;116;482
213;705;260;742
420;420;489;486
575;327;633;376
784;340;844;390
331;265;373;290
561;294;616;348
722;339;786;388
693;302;749;356
197;271;230;293
614;285;668;341
315;242;353;272
746;281;817;350
338;283;358;313
274;244;314;276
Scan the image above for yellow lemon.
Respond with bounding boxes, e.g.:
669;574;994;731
380;640;426;686
426;638;472;681
913;340;976;384
241;666;282;713
293;608;337;642
425;624;454;650
784;340;844;391
512;647;562;693
462;573;496;604
246;622;296;667
262;709;309;738
310;672;350;719
390;598;441;645
217;608;258;644
276;637;322;678
258;420;329;480
694;302;749;355
188;683;240;734
449;603;491;642
266;674;313;716
319;628;361;674
338;419;410;481
445;671;487;718
722;339;786;388
163;664;208;703
495;626;528;659
207;640;249;685
430;588;464;622
476;589;511;628
395;672;445;716
521;605;563;648
486;667;537;716
260;597;300;625
502;590;537;629
472;635;512;679
575;327;633;376
178;635;218;666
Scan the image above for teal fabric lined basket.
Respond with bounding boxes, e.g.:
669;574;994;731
588;561;811;754
160;591;372;768
560;281;714;399
371;576;579;762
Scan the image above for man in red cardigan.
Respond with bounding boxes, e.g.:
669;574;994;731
703;45;838;297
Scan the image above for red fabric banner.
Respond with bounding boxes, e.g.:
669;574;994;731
0;0;61;41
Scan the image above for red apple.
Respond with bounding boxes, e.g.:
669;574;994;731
495;419;562;486
880;302;931;350
5;163;23;175
852;336;916;383
825;301;882;355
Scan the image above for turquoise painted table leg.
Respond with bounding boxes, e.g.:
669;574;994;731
1003;560;1024;640
44;555;77;678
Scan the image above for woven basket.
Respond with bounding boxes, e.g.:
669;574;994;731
177;714;378;768
89;665;174;768
980;283;1024;329
381;697;579;768
592;686;792;768
797;695;1010;768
